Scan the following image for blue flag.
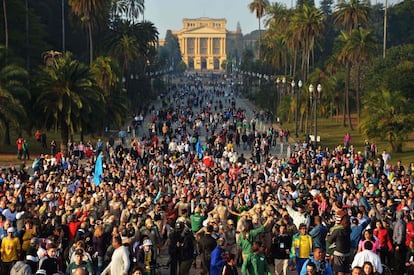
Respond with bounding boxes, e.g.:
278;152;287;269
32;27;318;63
153;189;162;204
195;137;203;159
93;153;103;186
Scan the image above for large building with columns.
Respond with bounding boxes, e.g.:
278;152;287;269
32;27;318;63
173;17;242;71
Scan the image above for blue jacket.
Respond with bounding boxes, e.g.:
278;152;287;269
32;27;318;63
350;218;370;249
309;224;328;251
300;256;333;275
210;246;227;275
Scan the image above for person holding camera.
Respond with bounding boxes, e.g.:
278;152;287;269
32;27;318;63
66;249;94;275
299;247;333;275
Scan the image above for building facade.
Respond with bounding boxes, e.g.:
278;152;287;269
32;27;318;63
173;18;241;71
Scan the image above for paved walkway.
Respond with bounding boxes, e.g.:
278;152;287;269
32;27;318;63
116;78;296;275
114;83;294;162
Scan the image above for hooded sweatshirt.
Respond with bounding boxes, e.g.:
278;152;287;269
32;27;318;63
10;261;32;275
393;210;406;246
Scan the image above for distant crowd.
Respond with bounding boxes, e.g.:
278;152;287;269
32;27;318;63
2;76;414;275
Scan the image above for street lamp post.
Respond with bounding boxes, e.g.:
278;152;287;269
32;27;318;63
309;83;322;145
276;77;281;119
294;80;303;138
291;80;297;137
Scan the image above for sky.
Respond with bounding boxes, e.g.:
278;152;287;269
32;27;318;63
144;0;291;39
144;0;393;39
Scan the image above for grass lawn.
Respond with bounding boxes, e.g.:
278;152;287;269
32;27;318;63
282;115;414;167
0;128;112;166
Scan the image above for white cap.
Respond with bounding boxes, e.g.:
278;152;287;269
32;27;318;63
143;239;153;246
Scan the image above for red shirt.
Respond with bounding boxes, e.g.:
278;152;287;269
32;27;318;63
406;221;414;246
16;138;23;150
374;228;393;251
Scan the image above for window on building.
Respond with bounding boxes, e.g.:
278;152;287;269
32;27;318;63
213;38;220;55
200;38;208;55
187;38;194;54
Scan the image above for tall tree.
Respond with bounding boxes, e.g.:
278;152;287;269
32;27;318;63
91;56;129;131
337;31;353;129
34;52;104;152
347;27;377;124
291;4;325;81
2;0;7;48
111;0;145;23
0;46;29;144
68;0;110;65
334;0;369;34
334;0;369;129
248;0;270;59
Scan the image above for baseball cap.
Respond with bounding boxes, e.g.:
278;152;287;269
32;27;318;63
143;239;153;246
7;227;15;233
75;249;84;256
30;237;40;246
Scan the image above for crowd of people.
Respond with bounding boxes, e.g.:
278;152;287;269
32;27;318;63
2;75;414;275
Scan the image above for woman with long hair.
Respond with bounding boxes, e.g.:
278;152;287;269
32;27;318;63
357;229;380;253
362;261;375;275
93;224;109;275
373;220;393;264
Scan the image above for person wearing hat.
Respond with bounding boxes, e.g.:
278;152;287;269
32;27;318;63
66;249;94;275
136;238;156;275
168;221;185;275
0;227;21;274
26;237;40;274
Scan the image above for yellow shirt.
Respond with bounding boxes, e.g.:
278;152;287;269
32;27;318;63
22;228;36;252
293;234;312;259
1;237;21;262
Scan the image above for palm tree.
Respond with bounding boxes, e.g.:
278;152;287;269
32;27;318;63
42;50;63;67
337;31;353;129
123;0;144;23
111;0;144;23
92;56;129;131
334;0;369;34
347;28;377;124
333;0;369;128
264;2;288;28
360;89;414;153
248;0;270;59
291;4;325;81
68;0;111;65
34;52;104;153
0;47;29;144
111;34;139;75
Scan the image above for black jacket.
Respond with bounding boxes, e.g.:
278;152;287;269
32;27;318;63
327;226;351;254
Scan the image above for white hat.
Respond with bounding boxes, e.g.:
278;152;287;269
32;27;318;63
7;227;15;233
143;239;153;246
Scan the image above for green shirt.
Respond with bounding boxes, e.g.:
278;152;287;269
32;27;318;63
190;213;205;232
66;261;94;275
238;225;265;255
241;252;270;275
